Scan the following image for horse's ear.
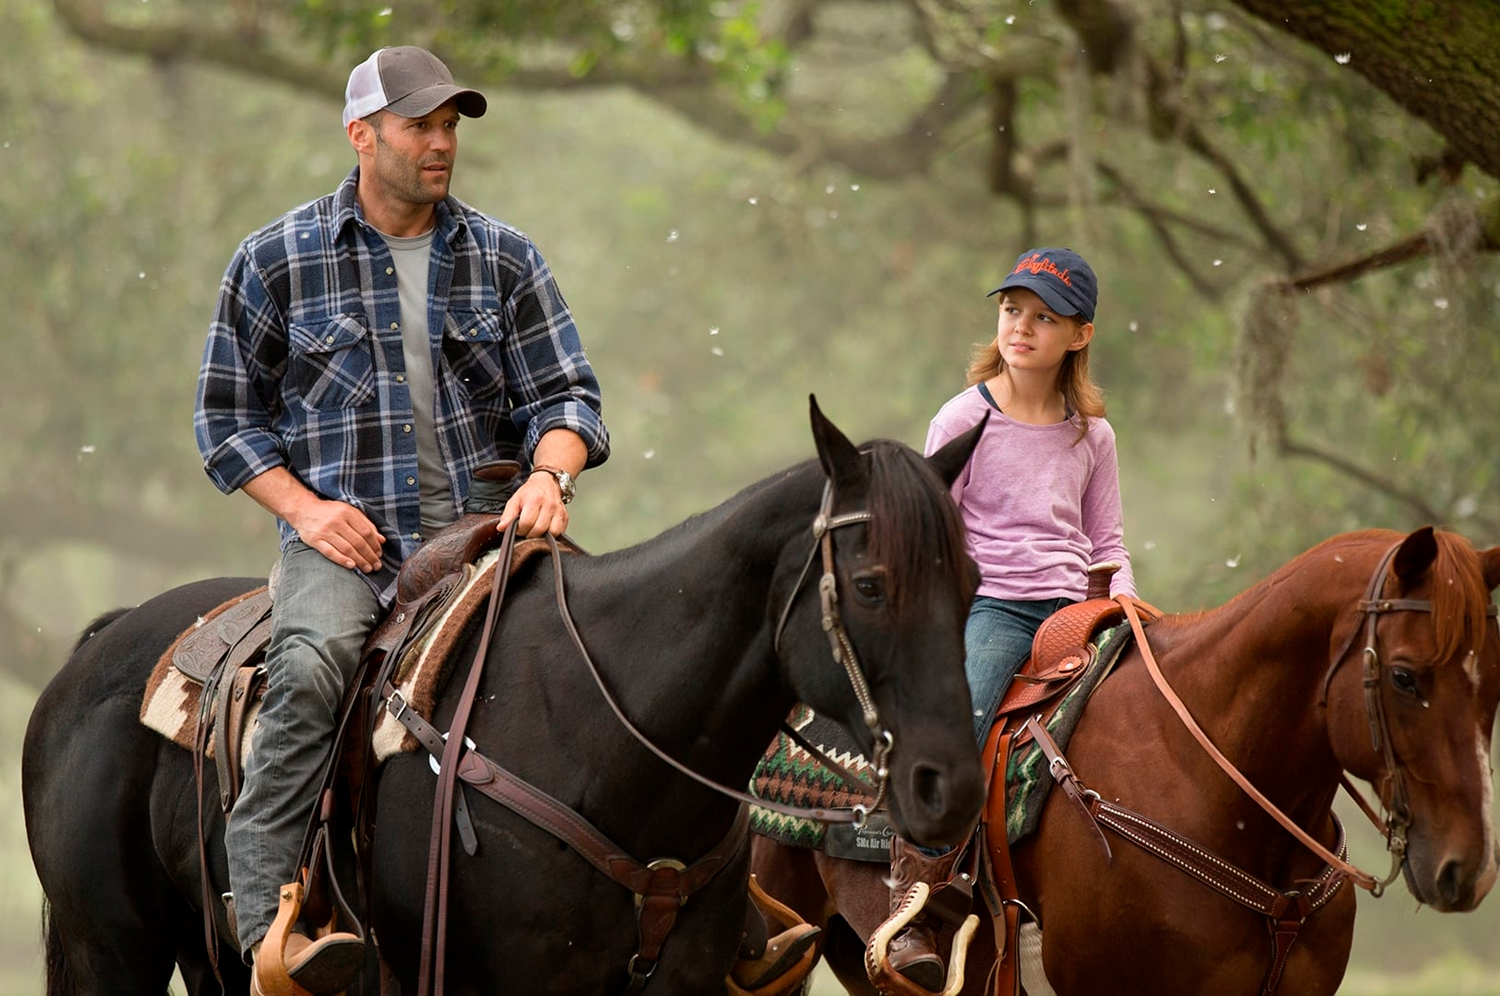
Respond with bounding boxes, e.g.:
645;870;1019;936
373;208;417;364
1479;546;1500;592
1391;526;1439;584
926;412;988;487
809;395;866;492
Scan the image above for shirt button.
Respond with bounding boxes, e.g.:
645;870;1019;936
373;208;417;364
402;424;412;433
386;267;394;275
390;322;399;330
396;374;406;383
412;532;422;541
325;335;335;344
406;475;416;486
468;329;477;337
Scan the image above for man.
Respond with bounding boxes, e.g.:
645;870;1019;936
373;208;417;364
195;46;609;994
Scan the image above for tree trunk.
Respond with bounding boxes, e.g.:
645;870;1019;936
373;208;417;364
1232;0;1500;179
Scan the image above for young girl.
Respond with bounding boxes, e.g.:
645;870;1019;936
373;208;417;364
880;246;1135;992
931;245;1135;742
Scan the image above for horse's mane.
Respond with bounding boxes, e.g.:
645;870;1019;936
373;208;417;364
864;439;975;617
589;439;971;617
1251;529;1493;664
1421;530;1495;663
71;608;131;654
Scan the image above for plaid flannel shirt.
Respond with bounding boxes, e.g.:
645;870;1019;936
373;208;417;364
196;168;608;605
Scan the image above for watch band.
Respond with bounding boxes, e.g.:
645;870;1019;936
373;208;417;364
530;465;575;505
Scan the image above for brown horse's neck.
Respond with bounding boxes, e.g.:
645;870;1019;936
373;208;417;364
1134;544;1378;861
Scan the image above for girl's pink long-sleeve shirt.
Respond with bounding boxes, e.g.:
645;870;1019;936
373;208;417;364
926;385;1135;602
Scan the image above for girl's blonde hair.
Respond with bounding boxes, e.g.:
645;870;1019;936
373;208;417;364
964;317;1105;442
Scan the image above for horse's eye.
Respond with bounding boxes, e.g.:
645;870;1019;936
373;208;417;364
853;575;886;604
1389;667;1420;697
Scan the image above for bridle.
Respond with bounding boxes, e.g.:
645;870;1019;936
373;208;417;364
772;480;892;821
1316;541;1421;891
1316;540;1494;894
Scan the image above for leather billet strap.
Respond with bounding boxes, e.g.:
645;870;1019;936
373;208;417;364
1021;715;1112;863
984;729;1024;996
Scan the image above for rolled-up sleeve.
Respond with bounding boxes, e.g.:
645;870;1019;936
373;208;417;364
502;241;609;467
194;247;289;494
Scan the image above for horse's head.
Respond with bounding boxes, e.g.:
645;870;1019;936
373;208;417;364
778;397;985;847
1325;527;1500;911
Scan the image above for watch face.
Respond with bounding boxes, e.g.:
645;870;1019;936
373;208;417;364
533;465;574;503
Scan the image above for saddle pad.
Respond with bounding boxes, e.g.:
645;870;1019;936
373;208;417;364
999;623;1131;843
370;546;506;760
749;624;1133;855
139;537;564;793
141;587;269;753
749;706;878;852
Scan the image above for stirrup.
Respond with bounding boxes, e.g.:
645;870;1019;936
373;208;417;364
865;882;979;996
727;923;821;996
727;874;822;996
254;878;365;996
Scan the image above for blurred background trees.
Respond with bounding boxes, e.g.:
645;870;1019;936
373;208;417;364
3;0;1498;989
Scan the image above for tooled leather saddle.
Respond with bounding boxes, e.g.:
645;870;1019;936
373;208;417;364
157;461;526;815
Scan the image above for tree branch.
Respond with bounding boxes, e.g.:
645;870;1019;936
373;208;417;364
1274;432;1448;525
51;0;346;95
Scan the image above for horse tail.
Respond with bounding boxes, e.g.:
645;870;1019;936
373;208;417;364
40;897;75;996
70;608;131;656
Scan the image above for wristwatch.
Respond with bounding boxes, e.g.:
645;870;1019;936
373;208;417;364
531;465;575;505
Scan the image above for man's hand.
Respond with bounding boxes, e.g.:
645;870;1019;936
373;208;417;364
242;467;385;572
498;471;569;538
500;428;588;538
288;498;386;572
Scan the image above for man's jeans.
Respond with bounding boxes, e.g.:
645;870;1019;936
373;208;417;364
964;596;1072;743
225;540;381;956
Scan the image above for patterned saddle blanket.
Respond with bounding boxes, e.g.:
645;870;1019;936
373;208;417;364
749;623;1132;859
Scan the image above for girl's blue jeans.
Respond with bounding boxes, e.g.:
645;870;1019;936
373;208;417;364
964;595;1073;743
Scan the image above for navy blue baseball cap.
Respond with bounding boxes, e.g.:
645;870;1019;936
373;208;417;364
987;247;1097;323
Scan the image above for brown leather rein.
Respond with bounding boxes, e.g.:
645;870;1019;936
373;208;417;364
382;480;897;994
1115;538;1499;897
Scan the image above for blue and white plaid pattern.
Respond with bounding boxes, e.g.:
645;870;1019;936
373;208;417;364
196;168;608;604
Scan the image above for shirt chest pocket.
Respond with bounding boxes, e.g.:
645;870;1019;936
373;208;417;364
441;309;507;401
287;314;377;410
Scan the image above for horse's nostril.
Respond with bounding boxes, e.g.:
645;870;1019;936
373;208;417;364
1437;859;1470;909
912;764;946;815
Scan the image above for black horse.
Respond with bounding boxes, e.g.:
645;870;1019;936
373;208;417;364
24;399;987;995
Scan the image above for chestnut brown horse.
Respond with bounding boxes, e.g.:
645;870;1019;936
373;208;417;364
752;526;1500;996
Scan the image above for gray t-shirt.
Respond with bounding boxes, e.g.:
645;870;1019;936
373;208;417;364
380;229;455;533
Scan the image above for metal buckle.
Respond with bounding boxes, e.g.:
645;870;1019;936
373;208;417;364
634;858;688;909
385;689;409;721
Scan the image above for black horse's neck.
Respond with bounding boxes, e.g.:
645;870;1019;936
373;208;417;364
496;461;827;840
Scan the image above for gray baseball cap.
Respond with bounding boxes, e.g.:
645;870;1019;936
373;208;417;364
343;46;487;128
